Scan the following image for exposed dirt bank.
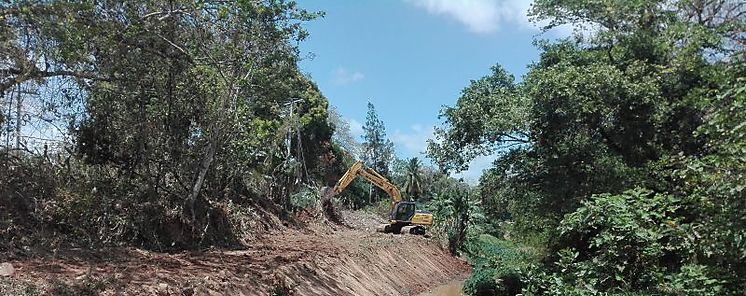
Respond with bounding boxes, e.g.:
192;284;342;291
2;211;469;295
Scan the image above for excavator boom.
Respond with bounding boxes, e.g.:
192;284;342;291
330;161;402;204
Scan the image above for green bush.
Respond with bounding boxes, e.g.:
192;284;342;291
523;188;735;295
464;234;539;296
364;199;392;219
464;268;498;296
289;185;320;210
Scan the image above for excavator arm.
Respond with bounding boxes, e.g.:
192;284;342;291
328;161;402;204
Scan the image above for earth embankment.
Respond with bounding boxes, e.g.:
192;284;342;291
4;210;468;295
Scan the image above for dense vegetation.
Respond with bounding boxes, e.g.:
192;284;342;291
2;0;744;295
427;0;745;295
1;0;345;251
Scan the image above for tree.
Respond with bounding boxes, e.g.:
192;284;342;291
1;0;333;250
430;184;478;255
328;106;361;158
427;65;529;173
361;102;394;202
403;157;423;201
431;0;745;294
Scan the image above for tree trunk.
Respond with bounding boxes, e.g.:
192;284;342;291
187;130;217;224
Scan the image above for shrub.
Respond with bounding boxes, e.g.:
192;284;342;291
289;185;320;210
464;234;538;296
523;188;735;295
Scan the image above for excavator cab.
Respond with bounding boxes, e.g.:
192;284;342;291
391;201;416;222
389;201;432;234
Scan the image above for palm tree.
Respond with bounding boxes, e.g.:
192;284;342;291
403;157;423;200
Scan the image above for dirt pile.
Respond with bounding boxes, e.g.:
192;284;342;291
3;211;468;295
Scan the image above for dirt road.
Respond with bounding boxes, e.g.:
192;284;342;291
4;211;469;295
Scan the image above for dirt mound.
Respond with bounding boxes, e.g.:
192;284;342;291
3;211;468;295
340;209;387;231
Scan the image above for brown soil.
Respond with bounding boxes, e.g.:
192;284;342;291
3;210;469;295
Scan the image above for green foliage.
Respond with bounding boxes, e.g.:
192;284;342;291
363;198;393;220
523;188;738;295
361;102;395;203
464;234;541;296
328;144;370;209
662;264;726;296
361;102;394;177
464;268;498;296
429;184;482;255
541;189;684;293
1;0;337;251
402;157;424;200
428;0;745;295
289;185;320;210
391;157;445;203
428;65;529;172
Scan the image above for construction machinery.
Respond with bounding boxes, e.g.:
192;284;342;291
325;161;433;235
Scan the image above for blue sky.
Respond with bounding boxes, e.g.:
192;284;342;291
297;0;569;181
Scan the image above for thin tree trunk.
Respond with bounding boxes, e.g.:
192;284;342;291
188;130;218;223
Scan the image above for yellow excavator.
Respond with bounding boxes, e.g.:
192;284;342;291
325;161;433;235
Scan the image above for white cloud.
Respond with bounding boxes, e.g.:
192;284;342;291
453;153;498;184
391;124;436;157
406;0;533;33
405;0;590;37
332;67;365;85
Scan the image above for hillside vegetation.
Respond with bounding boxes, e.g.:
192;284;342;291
427;0;745;295
1;0;346;252
1;1;468;294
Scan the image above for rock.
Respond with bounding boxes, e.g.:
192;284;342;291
0;263;14;276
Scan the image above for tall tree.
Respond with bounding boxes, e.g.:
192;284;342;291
1;0;332;249
431;0;746;294
403;157;423;200
361;102;394;202
361;102;394;174
328;105;361;158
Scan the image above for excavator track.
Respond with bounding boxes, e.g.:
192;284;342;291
375;223;426;235
376;223;392;233
400;225;426;235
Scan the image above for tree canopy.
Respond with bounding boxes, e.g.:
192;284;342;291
1;0;339;250
430;0;745;294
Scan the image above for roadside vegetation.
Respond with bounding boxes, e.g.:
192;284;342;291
1;0;345;253
427;0;745;295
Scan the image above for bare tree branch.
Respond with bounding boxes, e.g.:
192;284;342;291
0;67;108;95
